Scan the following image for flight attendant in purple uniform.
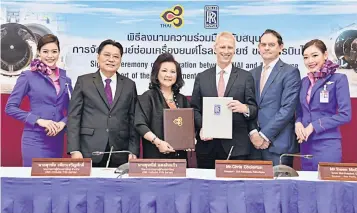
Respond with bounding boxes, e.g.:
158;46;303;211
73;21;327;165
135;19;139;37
5;34;73;166
295;39;352;171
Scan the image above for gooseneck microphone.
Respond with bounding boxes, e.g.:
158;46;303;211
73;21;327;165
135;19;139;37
92;150;134;156
274;154;313;178
279;154;313;165
92;147;133;169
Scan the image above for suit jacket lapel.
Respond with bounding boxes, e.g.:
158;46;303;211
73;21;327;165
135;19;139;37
93;71;110;109
155;87;169;108
37;71;59;99
57;74;66;100
110;72;124;112
255;65;263;102
209;68;218;96
37;71;54;86
301;78;310;109
260;60;283;104
224;66;238;97
310;74;332;101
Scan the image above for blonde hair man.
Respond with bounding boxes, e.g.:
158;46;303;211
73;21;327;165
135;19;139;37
190;31;258;169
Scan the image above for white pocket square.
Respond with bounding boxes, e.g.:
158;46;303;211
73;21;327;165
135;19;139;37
326;81;334;85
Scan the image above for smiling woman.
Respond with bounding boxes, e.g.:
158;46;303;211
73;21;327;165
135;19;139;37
296;39;352;171
135;53;190;162
5;34;73;167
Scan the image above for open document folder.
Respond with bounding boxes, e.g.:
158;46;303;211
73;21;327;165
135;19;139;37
202;97;233;139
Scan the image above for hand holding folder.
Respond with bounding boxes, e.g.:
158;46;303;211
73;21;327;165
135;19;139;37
163;108;195;150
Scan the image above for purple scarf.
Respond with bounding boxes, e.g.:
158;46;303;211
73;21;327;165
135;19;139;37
307;59;339;80
30;59;57;75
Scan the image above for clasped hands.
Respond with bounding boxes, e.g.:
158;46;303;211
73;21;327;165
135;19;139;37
295;122;314;143
250;132;269;149
36;119;66;136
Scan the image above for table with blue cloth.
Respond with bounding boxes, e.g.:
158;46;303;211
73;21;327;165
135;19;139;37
1;167;357;213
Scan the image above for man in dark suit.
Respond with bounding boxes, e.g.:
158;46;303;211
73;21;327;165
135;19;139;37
67;39;139;167
248;29;301;167
191;32;258;169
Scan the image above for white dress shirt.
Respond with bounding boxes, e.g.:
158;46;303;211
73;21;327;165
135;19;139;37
261;57;280;89
99;71;117;100
216;63;232;89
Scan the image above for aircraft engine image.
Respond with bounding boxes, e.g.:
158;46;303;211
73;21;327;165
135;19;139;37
328;24;357;72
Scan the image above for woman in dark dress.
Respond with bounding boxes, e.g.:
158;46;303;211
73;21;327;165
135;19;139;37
135;53;190;159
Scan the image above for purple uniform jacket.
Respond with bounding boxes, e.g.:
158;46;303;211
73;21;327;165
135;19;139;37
296;73;352;140
5;69;72;131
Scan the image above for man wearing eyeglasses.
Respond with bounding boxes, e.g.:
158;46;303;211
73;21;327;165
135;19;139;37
67;39;139;168
248;29;301;167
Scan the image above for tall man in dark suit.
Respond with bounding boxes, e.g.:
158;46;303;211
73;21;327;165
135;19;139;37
248;29;301;167
191;32;258;169
67;39;139;167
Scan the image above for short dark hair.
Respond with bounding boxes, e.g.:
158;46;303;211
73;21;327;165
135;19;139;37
97;39;123;56
259;29;283;45
302;39;327;55
37;34;60;51
149;53;184;94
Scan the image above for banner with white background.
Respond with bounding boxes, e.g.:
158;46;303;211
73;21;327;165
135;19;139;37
1;0;356;97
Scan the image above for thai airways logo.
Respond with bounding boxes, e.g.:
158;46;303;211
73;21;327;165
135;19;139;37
173;117;183;126
204;5;219;29
160;5;184;29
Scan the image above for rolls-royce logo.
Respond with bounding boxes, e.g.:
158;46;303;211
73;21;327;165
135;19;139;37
173;117;183;126
160;5;184;29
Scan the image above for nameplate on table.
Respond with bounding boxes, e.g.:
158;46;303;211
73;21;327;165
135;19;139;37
215;160;273;179
31;158;92;176
318;162;357;181
129;159;186;177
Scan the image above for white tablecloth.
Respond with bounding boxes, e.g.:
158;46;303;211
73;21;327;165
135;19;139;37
1;167;320;181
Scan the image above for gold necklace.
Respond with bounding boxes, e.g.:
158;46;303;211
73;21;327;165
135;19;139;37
162;91;174;102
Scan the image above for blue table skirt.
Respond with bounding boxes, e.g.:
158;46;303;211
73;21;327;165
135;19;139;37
2;177;357;213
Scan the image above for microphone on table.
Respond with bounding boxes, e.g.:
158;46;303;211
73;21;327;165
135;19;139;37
273;154;313;178
92;150;134;156
92;148;133;170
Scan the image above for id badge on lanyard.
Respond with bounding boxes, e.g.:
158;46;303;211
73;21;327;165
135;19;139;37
320;85;329;103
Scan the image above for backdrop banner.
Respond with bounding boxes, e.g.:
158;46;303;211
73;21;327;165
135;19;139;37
1;1;357;97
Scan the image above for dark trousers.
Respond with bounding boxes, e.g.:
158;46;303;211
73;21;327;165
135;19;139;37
196;141;248;169
92;143;128;168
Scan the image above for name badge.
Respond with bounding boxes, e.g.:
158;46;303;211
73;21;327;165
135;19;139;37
320;85;329;103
